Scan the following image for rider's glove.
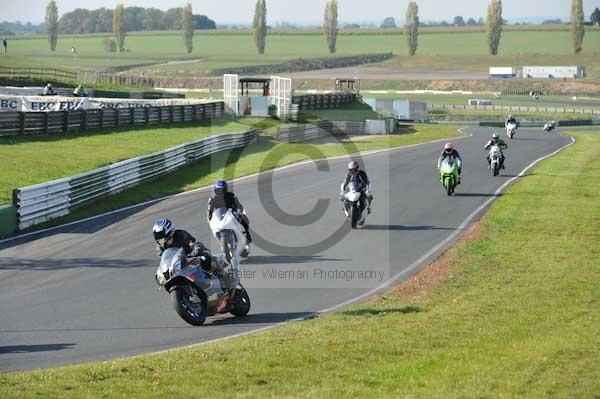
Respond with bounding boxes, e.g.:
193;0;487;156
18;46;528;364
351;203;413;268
156;245;163;258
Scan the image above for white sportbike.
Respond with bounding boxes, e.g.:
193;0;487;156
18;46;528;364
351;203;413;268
209;208;250;273
488;144;503;176
341;180;370;229
506;122;517;139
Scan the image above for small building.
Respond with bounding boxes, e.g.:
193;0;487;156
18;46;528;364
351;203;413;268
224;74;293;118
489;67;516;78
522;66;586;79
335;78;360;95
363;98;427;121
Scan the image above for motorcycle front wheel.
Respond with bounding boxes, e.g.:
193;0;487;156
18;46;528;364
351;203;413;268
350;204;360;229
221;234;235;265
445;178;454;196
170;285;207;326
493;162;500;176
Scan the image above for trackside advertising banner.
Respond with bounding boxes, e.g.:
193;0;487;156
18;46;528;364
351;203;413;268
0;96;204;112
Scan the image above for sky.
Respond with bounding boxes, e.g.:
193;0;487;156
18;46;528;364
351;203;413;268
1;0;599;25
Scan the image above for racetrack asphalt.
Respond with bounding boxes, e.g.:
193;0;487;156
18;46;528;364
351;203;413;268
0;127;571;372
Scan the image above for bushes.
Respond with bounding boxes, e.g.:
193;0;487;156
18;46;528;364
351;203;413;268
103;38;117;52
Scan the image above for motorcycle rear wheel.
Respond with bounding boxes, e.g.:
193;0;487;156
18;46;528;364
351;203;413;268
170;285;207;326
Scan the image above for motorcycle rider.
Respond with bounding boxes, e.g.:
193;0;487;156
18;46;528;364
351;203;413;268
340;161;373;214
153;218;226;278
506;114;517;129
544;120;556;132
484;133;508;169
207;180;252;244
437;143;463;183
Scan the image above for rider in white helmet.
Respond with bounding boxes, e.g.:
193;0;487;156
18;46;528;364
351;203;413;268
438;143;463;183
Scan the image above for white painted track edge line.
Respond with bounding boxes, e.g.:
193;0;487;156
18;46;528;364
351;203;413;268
317;134;576;314
13;131;574;367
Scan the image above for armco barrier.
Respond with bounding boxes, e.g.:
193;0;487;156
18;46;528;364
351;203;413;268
12;129;257;230
479;119;599;128
0;205;17;237
292;92;357;111
0;102;224;137
428;103;600;115
277;121;365;142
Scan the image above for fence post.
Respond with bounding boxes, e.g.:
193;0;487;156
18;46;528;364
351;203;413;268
81;110;87;131
62;111;69;133
129;108;134;126
19;112;25;135
145;107;150;125
169;106;174;123
180;105;184;122
158;106;162;123
115;108;120;127
43;112;48;134
99;109;104;128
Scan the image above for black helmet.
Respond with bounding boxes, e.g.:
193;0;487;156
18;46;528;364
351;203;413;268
153;219;174;247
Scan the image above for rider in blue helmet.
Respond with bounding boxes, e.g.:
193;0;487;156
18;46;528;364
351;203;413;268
207;180;252;243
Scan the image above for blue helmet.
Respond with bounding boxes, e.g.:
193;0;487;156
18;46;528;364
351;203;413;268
214;180;228;195
153;219;174;246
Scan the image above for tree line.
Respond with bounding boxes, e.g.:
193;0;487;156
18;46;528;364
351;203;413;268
37;1;598;56
56;6;215;34
252;0;590;56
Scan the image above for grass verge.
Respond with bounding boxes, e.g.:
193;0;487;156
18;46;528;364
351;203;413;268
1;129;598;398
0;118;248;205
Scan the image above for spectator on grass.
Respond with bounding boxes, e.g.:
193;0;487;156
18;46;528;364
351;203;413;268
2;38;7;55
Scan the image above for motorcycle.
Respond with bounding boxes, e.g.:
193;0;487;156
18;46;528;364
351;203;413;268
155;247;250;326
209;208;250;270
543;121;556;133
506;122;517;139
341;180;368;229
439;157;460;196
488;145;503;176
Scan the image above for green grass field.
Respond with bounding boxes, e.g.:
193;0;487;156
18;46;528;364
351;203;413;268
0;118;247;206
3;29;599;76
1;129;598;398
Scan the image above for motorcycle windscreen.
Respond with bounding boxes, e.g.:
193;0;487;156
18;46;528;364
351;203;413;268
213;207;229;221
440;158;457;174
347;179;363;192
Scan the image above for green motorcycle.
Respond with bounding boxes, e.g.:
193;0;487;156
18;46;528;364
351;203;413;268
439;157;460;196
